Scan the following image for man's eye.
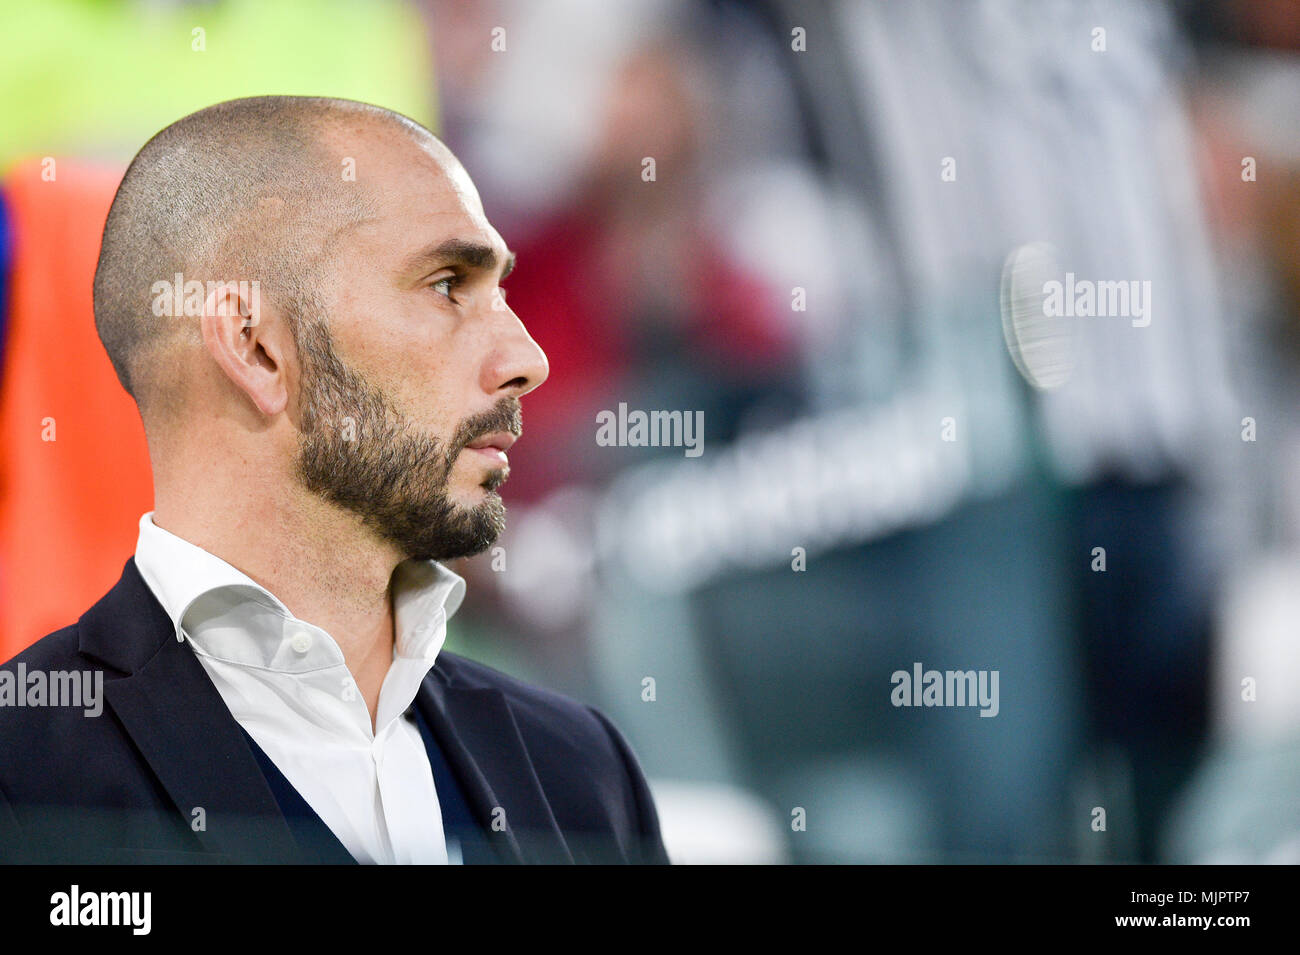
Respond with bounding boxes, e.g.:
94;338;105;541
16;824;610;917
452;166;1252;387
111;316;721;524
431;276;457;299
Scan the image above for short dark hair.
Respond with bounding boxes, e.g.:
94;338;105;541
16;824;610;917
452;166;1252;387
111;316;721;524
93;95;421;413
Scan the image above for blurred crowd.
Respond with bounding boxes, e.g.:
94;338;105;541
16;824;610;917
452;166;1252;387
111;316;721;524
4;0;1300;863
428;0;1300;864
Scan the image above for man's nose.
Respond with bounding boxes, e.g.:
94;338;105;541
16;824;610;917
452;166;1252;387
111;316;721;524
482;304;549;399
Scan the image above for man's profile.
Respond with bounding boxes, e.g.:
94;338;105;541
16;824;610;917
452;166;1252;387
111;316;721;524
0;96;669;864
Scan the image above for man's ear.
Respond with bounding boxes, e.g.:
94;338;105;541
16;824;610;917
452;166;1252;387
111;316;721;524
199;281;288;417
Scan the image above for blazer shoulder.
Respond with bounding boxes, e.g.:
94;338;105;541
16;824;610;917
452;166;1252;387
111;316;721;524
435;650;589;711
0;623;102;793
1;623;85;672
3;555;155;676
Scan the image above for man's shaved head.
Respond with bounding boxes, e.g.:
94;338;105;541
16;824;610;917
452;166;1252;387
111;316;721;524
97;94;547;565
94;95;426;414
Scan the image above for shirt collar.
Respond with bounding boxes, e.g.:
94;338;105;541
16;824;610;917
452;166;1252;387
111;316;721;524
132;511;466;668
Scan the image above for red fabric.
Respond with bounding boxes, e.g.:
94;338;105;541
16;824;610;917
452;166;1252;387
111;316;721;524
0;159;153;661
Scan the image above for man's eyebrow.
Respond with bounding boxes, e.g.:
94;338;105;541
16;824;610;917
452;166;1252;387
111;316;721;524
404;238;516;281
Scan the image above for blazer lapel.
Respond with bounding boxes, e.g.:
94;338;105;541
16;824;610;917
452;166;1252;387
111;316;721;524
81;560;300;863
417;671;574;864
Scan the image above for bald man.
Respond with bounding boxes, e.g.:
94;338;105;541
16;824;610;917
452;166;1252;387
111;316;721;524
0;96;669;865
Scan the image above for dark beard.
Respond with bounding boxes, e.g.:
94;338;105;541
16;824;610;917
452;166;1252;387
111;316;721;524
292;316;521;561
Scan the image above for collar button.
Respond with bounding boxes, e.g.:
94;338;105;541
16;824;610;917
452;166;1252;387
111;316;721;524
289;630;314;654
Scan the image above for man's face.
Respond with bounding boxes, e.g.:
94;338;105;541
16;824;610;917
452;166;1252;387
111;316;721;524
291;126;548;562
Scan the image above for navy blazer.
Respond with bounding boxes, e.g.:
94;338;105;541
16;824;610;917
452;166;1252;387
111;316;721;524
0;558;670;864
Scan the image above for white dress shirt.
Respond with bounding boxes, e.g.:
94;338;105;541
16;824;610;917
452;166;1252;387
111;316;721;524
132;511;467;865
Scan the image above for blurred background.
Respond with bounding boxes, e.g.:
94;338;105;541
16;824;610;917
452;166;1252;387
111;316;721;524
2;0;1299;863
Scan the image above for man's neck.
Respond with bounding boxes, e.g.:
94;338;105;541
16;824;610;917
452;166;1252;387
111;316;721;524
152;487;404;728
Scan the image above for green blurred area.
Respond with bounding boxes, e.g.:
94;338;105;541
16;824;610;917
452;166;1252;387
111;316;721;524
0;0;436;168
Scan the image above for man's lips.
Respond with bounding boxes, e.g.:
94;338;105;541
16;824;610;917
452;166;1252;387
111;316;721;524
463;431;517;467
